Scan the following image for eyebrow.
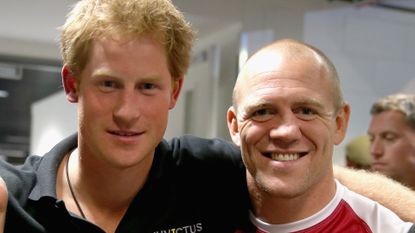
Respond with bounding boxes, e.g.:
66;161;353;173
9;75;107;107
296;95;339;115
243;95;325;110
240;96;269;111
237;97;269;119
91;68;161;81
91;68;119;79
239;95;335;119
293;97;325;110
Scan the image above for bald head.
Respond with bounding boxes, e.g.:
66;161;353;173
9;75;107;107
233;39;343;112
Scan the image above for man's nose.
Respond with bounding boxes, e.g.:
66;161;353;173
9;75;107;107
370;138;383;159
113;90;141;127
269;116;301;144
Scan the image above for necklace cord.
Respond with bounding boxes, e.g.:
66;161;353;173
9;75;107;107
66;152;87;219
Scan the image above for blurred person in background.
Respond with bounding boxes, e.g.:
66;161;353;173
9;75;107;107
368;93;415;190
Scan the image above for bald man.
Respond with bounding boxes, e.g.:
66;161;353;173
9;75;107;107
227;39;415;232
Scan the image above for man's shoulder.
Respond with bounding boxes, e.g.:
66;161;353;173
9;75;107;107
0;133;77;202
167;135;240;161
0;155;40;206
338;182;414;233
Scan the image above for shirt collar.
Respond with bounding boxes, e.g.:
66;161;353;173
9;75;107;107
29;133;77;201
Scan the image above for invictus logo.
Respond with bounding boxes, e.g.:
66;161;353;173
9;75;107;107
154;223;203;233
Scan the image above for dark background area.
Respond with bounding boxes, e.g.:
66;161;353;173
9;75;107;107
0;56;61;163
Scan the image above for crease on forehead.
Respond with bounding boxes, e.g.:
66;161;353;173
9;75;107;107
237;84;335;120
242;69;317;89
235;46;321;100
232;41;341;112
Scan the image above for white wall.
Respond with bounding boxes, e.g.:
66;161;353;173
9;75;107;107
0;0;74;60
30;92;77;155
304;5;415;165
26;1;415;162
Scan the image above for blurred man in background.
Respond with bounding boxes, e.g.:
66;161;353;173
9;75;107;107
368;93;415;190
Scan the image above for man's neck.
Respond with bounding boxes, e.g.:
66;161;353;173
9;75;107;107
56;147;154;232
247;172;336;224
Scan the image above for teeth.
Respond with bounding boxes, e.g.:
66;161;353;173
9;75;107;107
271;153;300;161
117;132;135;136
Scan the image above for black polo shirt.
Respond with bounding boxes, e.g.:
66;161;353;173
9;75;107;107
1;133;251;233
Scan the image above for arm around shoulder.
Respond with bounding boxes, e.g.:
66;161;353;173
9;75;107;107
334;165;415;222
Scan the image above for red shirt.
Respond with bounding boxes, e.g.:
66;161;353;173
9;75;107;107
236;181;413;233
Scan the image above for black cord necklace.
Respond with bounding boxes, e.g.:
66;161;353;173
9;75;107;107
66;149;87;219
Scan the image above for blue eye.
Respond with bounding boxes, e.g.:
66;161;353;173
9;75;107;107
294;107;317;120
138;82;159;96
254;109;269;116
98;80;118;92
103;80;116;88
300;108;314;115
141;83;155;90
251;108;274;122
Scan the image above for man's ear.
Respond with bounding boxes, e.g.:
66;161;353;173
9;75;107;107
62;66;78;103
227;106;241;146
334;103;351;145
169;77;183;109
